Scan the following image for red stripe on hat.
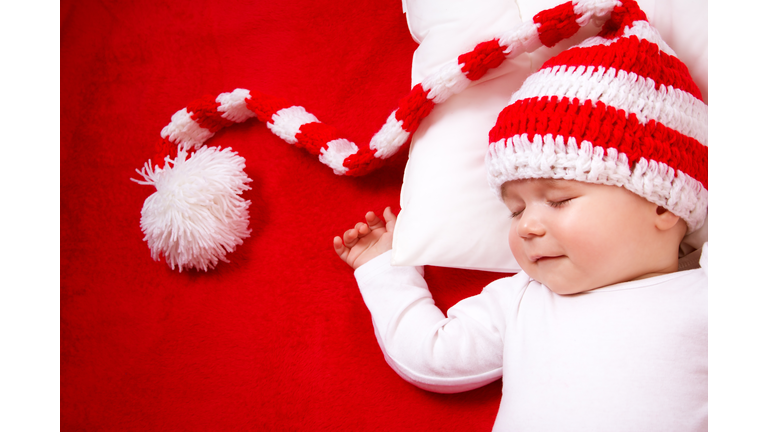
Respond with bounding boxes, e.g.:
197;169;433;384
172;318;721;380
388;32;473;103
489;96;707;188
542;36;703;101
152;136;178;168
187;95;234;133
342;147;388;177
598;0;648;39
295;122;339;156
245;90;292;123
395;84;435;133
459;39;507;80
533;1;581;48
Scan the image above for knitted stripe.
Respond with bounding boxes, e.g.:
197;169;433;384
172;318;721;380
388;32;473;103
319;139;359;175
534;0;640;48
217;89;257;123
533;1;582;47
152;136;178;169
342;146;388;177
187;95;234;134
542;35;703;100
578;19;677;57
486;134;708;231
458;40;507;80
489;96;707;188
572;0;622;20
597;0;647;39
394;84;435;133
295;122;340;156
510;65;708;144
420;60;473;104
160;108;215;151
369;111;414;159
244;90;291;123
267;106;320;145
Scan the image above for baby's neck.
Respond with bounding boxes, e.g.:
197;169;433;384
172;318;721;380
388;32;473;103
630;256;680;282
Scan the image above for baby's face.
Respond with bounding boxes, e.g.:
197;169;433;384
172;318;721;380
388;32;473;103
502;179;669;295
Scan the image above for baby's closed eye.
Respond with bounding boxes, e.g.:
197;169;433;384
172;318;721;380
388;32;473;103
546;198;572;208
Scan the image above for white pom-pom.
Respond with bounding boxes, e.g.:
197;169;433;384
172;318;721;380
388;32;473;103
132;146;253;271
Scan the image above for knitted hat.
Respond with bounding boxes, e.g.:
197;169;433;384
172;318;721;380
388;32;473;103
134;0;707;271
485;0;707;232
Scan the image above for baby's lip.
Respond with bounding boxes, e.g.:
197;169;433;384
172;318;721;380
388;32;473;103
530;255;563;263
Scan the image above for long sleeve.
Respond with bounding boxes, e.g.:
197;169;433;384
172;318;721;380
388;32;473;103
354;250;512;393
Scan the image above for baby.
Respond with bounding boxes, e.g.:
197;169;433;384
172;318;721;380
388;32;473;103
334;1;707;430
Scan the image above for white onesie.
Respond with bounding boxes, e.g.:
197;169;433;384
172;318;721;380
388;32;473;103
354;243;708;431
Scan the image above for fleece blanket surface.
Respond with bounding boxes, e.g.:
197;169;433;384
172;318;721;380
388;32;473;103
61;0;509;430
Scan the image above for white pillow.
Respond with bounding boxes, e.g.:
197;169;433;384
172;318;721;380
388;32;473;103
392;0;708;272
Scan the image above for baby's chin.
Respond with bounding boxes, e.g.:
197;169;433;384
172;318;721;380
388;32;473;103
540;273;640;295
544;281;595;296
527;269;604;295
522;258;646;295
519;261;594;295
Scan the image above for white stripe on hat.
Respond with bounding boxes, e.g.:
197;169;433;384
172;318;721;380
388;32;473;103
370;112;411;158
498;20;541;58
216;88;256;123
161;108;215;151
421;61;472;104
319;139;359;175
573;0;622;24
510;64;708;144
579;20;677;57
267;106;319;145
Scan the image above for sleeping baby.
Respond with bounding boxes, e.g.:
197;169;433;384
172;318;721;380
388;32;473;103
333;0;707;429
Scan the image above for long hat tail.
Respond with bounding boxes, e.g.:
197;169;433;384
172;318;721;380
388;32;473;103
146;0;625;177
134;0;630;271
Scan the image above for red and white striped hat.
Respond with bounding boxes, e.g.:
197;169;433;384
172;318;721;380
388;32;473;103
135;0;707;271
485;0;707;232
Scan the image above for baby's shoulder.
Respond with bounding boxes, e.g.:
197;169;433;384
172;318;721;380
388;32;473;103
481;271;539;299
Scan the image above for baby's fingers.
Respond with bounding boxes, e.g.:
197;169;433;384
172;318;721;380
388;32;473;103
342;227;360;247
333;236;349;259
365;211;386;231
383;206;397;232
356;221;371;236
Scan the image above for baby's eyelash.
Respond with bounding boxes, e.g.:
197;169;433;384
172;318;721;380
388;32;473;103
547;199;572;208
509;199;571;218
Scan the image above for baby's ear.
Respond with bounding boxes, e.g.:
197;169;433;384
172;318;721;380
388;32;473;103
654;206;682;231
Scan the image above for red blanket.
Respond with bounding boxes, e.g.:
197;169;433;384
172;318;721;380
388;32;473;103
62;0;507;429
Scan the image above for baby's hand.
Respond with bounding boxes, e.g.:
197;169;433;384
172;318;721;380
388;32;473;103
333;207;397;270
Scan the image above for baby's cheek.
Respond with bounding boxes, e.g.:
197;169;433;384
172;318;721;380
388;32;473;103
579;230;621;271
508;227;525;262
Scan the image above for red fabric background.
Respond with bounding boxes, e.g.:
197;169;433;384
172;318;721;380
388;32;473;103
61;0;511;429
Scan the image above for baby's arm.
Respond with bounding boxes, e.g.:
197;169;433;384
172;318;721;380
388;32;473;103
353;251;507;393
333;207;397;270
334;208;507;393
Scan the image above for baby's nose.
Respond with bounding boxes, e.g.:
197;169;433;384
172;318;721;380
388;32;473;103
517;210;546;238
